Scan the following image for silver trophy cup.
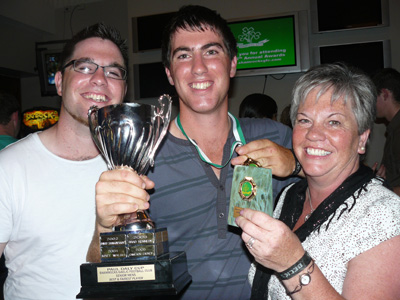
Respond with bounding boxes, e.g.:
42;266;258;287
77;94;191;299
88;94;172;231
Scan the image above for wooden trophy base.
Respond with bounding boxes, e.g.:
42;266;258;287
76;252;191;298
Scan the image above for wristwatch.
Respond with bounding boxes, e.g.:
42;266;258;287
300;273;311;286
285;257;315;296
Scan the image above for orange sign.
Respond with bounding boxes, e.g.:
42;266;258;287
23;110;59;129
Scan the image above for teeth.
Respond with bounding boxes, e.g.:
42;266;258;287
192;82;211;90
306;148;331;156
84;93;107;102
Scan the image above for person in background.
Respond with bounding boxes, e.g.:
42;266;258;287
0;91;21;300
0;91;21;150
236;63;400;299
87;5;300;300
0;23;129;299
239;93;278;120
372;68;400;196
280;104;292;129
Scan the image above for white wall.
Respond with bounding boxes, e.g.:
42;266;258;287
1;0;398;166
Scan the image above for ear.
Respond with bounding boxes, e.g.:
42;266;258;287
11;110;19;124
358;129;370;154
380;88;389;100
165;67;175;86
230;56;237;78
55;71;63;96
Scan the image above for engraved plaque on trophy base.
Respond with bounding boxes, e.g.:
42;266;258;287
76;252;192;298
100;228;169;261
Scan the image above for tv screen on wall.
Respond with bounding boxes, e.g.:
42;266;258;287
310;0;389;33
133;62;176;100
132;12;176;52
228;11;310;77
36;40;68;97
315;40;391;76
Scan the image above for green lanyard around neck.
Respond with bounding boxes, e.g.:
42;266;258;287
175;112;246;169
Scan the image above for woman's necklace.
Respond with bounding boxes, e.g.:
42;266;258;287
304;188;314;222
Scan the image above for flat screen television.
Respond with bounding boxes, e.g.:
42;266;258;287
132;12;176;52
310;0;389;33
36;40;68;97
133;61;177;100
227;11;310;77
314;40;391;76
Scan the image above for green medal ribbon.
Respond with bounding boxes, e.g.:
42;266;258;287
175;112;246;169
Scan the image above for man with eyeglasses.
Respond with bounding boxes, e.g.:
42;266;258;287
62;59;127;81
0;23;133;300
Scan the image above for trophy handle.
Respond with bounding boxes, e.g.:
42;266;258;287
88;105;113;169
147;94;172;167
88;105;101;148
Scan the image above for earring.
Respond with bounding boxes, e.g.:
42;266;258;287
360;146;366;152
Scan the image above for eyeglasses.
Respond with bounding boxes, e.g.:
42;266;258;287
62;59;127;80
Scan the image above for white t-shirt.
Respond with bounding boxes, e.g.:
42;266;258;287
0;133;107;300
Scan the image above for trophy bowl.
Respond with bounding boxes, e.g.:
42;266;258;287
88;94;172;231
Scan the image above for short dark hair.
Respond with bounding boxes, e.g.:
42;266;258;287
59;22;128;77
372;68;400;104
239;93;278;119
0;92;21;125
280;104;292;128
161;5;237;69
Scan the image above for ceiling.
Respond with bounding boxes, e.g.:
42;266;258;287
0;0;109;35
40;0;107;9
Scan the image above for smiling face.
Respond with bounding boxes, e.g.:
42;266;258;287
293;87;370;184
165;28;237;115
55;37;127;126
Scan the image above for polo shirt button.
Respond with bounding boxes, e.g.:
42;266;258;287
219;213;224;218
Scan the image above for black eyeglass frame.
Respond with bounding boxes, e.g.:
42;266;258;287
61;59;127;80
